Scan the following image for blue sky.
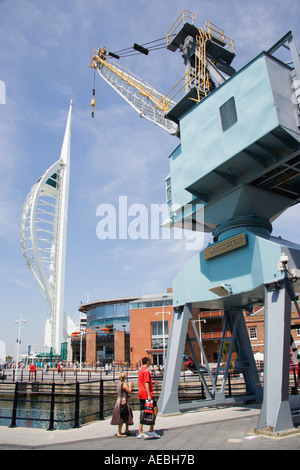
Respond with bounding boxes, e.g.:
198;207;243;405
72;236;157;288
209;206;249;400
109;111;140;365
1;0;300;357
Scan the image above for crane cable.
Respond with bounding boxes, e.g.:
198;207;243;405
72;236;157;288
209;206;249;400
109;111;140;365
109;34;175;59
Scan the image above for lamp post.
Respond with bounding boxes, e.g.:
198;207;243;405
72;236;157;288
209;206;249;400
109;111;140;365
79;329;94;372
79;328;85;373
156;305;171;367
15;315;26;379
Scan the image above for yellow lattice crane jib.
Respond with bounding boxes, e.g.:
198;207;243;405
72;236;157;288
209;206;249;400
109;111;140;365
89;11;235;134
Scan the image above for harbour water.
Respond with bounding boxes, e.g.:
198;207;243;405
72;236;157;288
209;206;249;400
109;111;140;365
0;390;118;430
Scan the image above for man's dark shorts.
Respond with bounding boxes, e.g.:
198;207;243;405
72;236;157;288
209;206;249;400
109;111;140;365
139;398;157;410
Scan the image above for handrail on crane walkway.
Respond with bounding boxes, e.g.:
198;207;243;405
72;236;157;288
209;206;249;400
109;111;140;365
165;10;196;45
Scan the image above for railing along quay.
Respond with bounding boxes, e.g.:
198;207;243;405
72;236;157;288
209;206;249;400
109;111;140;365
0;372;247;430
0;380;107;430
0;369;298;430
0;367;133;383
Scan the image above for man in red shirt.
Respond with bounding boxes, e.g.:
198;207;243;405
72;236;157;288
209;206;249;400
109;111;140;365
137;356;160;439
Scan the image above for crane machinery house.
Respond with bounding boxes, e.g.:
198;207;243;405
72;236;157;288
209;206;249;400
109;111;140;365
166;46;300;235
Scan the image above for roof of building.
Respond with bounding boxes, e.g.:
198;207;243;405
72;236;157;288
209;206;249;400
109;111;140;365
130;292;173;304
78;291;173;313
78;296;140;313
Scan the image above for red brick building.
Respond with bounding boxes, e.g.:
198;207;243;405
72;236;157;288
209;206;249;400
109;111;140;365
76;291;300;369
129;291;173;367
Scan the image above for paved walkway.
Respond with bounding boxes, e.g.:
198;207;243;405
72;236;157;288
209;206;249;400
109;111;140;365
0;402;300;452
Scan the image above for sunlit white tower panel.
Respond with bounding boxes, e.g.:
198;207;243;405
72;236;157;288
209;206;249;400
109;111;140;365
20;102;72;354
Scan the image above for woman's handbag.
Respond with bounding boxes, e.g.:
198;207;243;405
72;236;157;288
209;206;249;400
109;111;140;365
120;384;129;422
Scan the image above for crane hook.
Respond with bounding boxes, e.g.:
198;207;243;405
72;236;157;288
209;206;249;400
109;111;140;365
91;88;95;118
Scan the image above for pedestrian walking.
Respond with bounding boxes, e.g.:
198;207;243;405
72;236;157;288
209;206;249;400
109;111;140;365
57;363;63;376
29;363;36;381
137;356;160;439
111;372;134;437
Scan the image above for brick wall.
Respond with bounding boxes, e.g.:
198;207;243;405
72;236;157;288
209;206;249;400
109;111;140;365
130;306;173;366
86;331;96;363
114;330;126;363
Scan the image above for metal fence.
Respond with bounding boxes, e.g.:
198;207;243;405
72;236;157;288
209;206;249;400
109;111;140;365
0;370;298;430
0;365;139;384
0;372;239;430
0;379;112;430
0;372;163;430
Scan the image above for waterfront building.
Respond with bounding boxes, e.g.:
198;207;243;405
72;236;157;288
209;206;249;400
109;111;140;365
77;292;173;367
129;291;173;367
77;289;300;371
78;296;139;364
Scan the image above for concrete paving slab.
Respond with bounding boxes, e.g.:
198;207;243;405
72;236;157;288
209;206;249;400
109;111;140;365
0;403;299;452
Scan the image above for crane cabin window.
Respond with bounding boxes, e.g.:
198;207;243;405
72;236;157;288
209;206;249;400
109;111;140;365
219;96;237;132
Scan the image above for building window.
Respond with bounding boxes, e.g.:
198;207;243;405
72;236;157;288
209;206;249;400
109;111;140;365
296;328;300;337
86;302;130;332
166;176;172;208
130;299;172;309
219;96;237;132
249;327;257;340
151;321;169;350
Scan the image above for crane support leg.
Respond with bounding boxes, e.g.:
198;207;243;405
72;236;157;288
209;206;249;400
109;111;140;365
257;281;294;433
225;309;263;400
158;304;192;415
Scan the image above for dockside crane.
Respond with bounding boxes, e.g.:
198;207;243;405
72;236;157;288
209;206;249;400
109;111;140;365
88;10;300;434
89;10;236;136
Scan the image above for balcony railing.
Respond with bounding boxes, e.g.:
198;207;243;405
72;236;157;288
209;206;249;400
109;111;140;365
202;330;231;340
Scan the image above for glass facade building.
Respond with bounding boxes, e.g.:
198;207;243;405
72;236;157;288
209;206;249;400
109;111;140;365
81;297;138;333
78;293;173;366
87;302;130;332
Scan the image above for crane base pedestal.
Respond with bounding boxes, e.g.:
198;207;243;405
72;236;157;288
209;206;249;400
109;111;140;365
158;220;300;433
